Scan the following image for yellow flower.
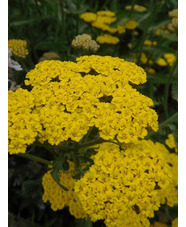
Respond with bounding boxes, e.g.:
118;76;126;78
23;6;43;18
42;161;86;218
165;133;177;152
23;55;158;145
71;34;100;53
96;34;119;44
8;39;29;58
163;53;176;66
172;217;178;227
145;67;156;74
8;89;42;154
80;12;97;22
125;4;147;13
39;52;60;62
124;19;138;30
169;9;178;18
75;140;177;226
144;40;152;46
157;58;168;66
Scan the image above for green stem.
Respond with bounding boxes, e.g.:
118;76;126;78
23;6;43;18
76;0;80;34
80;127;94;144
58;0;65;55
164;58;178;118
33;0;42;16
17;153;51;165
85;217;92;227
79;138;105;148
145;112;178;139
137;0;154;63
128;0;136;18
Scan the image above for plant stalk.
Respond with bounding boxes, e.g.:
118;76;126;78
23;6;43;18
17;153;51;165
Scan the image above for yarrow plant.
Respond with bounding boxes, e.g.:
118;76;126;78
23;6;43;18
9;55;158;155
8;53;178;226
8;39;29;58
80;10;138;45
8;1;178;226
71;34;100;53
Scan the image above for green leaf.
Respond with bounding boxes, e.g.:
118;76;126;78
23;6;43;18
64;7;89;15
159;33;178;42
63;158;69;170
80;156;94;164
147;73;176;84
171;81;178;102
72;173;82;180
51;169;68;191
51;154;68;191
9;16;50;26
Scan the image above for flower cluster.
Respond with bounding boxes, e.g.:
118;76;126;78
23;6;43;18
80;11;138;44
144;40;157;47
74;140;178;227
96;34;119;44
157;53;176;67
156;9;178;36
8;39;29;58
165;133;177;152
42;161;87;218
23;55;158;146
171;217;178;227
168;9;178;32
125;4;147;13
71;34;100;53
8;89;41;154
133;52;155;74
39;52;60;62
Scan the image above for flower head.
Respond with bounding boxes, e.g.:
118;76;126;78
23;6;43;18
42;161;86;218
74;140;177;226
24;55;158;145
8;39;29;58
72;34;100;53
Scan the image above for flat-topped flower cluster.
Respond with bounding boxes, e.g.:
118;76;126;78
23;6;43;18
42;139;178;227
9;55;158;154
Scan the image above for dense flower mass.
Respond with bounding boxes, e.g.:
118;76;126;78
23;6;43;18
39;52;60;62
8;89;41;154
72;34;100;53
42;161;86;218
80;11;127;34
74;140;178;227
96;34;119;44
171;217;178;227
157;53;176;67
125;4;147;13
124;19;138;30
165;133;177;152
23;55;158;146
8;39;29;58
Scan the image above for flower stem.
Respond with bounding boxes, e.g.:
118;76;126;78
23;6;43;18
85;217;92;227
164;57;178;118
137;0;155;63
17;153;51;166
128;0;136;18
79;138;105;148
